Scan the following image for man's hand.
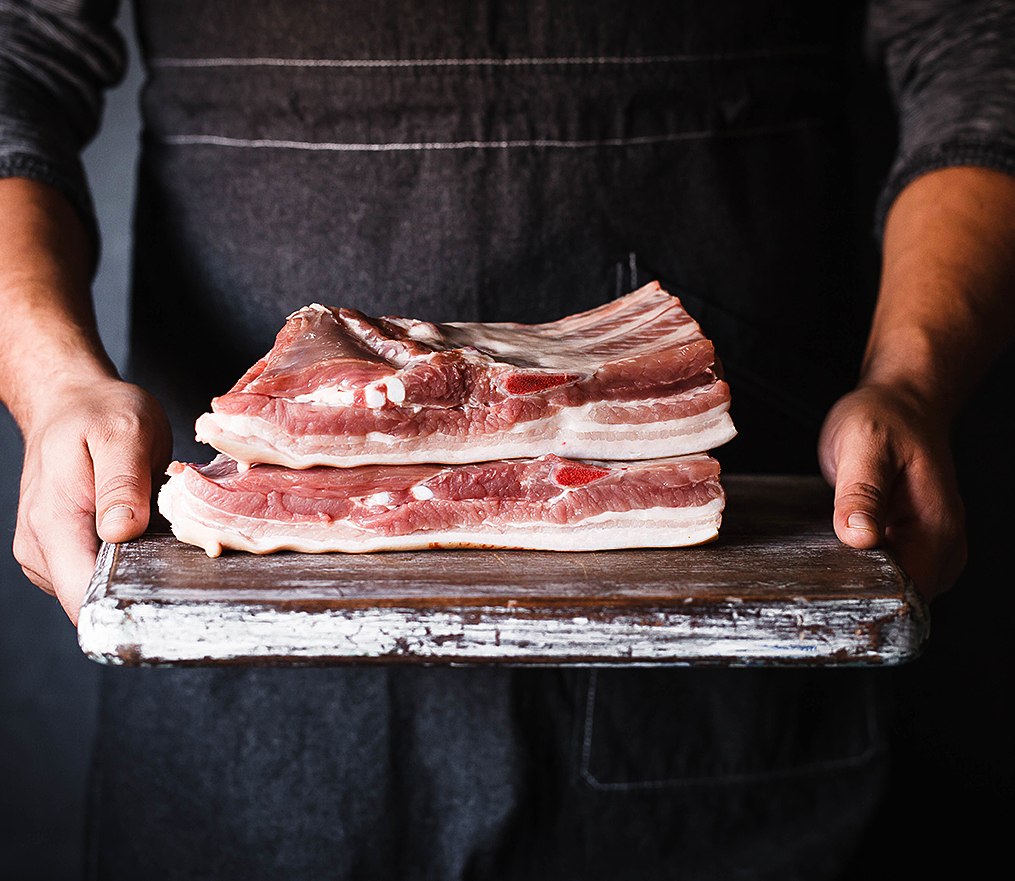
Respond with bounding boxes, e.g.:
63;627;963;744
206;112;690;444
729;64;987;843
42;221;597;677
818;384;965;600
822;166;1015;599
0;179;174;625
13;377;172;623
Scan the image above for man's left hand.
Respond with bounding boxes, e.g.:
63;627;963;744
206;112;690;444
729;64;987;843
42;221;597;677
818;382;966;600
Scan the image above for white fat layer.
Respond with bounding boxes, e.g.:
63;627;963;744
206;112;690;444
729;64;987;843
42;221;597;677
291;303;332;320
406;321;441;343
383;376;406;404
292;387;355;406
160;476;723;556
196;404;735;469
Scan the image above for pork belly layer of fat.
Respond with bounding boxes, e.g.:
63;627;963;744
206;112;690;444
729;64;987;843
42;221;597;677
160;482;725;557
195;394;736;468
158;453;725;556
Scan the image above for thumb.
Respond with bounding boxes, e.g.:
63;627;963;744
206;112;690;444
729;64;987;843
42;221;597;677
92;438;155;544
830;443;898;551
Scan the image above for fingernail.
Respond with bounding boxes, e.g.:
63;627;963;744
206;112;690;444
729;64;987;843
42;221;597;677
101;505;135;527
847;512;878;533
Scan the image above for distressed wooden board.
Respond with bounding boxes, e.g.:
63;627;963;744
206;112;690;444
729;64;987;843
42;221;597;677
77;475;928;667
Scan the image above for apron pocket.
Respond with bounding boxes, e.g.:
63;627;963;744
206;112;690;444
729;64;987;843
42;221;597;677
578;667;883;791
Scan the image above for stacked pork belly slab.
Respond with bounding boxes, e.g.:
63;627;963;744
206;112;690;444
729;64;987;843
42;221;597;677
158;282;736;556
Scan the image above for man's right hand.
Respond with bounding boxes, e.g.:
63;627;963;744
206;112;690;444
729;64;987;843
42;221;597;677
0;178;173;626
13;376;172;624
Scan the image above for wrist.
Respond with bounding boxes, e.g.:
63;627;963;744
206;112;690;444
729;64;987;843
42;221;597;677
848;380;948;442
8;350;120;438
858;325;959;428
0;177;116;433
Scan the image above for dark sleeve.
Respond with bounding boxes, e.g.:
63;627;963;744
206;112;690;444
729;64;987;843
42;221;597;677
0;0;126;248
867;0;1015;234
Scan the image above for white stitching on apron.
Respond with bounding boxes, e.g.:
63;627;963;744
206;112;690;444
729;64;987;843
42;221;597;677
156;118;824;151
149;46;835;68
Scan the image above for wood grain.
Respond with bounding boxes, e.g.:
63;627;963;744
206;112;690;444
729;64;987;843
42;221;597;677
77;475;928;667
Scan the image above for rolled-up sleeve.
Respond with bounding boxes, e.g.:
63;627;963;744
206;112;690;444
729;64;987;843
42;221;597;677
0;0;125;245
868;0;1015;233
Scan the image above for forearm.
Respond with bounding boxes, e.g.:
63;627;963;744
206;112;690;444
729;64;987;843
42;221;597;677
1;178;170;622
861;166;1015;424
0;177;117;432
820;165;1015;597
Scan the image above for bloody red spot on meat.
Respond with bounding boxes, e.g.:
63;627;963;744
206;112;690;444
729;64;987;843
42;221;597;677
553;464;611;487
502;373;579;396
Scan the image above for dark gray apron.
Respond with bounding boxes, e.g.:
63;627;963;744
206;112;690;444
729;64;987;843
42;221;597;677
91;2;885;877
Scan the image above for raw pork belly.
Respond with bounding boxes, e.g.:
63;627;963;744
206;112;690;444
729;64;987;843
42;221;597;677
195;282;736;468
158;453;725;556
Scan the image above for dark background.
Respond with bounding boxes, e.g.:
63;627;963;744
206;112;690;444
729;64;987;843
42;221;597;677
0;6;1011;878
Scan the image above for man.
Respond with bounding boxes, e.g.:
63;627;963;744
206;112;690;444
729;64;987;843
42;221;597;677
2;1;1013;877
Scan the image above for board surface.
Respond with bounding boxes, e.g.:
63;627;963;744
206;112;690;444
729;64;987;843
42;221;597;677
77;475;928;666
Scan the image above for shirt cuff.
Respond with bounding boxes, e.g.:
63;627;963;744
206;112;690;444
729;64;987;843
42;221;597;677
0;151;100;268
875;139;1015;241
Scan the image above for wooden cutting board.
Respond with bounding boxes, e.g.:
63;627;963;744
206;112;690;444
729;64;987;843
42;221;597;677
77;475;928;667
